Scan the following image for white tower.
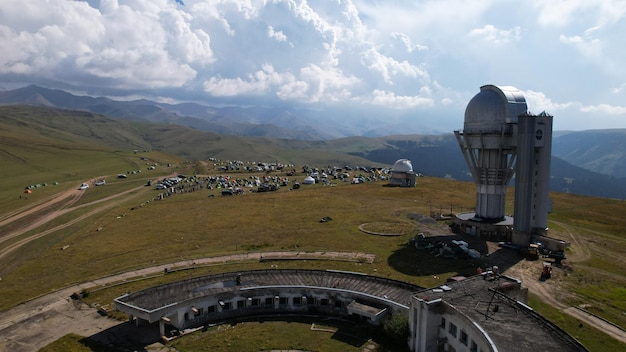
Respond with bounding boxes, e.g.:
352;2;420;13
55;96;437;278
512;111;553;245
455;85;553;246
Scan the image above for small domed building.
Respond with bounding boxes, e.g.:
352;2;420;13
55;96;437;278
388;159;416;187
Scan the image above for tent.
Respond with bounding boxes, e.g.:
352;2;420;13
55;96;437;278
303;176;316;184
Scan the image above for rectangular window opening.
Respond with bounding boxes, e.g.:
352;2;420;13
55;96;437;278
448;322;457;337
460;330;468;345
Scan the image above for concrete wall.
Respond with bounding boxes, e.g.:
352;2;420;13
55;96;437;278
409;297;496;352
156;286;405;331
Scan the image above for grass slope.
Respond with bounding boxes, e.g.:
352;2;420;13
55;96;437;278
0;105;184;214
1;105;625;351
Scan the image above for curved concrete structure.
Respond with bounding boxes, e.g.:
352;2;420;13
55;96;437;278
113;268;588;351
114;269;422;336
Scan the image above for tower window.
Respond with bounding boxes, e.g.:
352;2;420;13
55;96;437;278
471;340;478;352
460;330;468;345
448;322;457;337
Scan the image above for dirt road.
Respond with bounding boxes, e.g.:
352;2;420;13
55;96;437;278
0;180;150;261
503;221;626;345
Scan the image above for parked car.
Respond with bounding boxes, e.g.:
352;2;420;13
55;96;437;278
117;174;127;178
95;179;106;186
78;183;89;190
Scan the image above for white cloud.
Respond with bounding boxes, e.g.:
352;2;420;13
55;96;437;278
611;84;626;94
0;0;216;88
391;32;428;53
267;26;288;42
467;25;521;45
298;64;360;103
533;0;626;28
441;98;453;105
160;11;214;65
533;0;590;28
0;0;625;131
523;90;575;113
203;63;359;103
204;64;286;96
370;89;433;109
361;47;427;85
559;35;584;44
580;104;626;115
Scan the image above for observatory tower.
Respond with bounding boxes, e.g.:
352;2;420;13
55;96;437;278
454;85;553;247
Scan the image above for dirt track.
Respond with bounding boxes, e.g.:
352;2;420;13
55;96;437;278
0;185;624;351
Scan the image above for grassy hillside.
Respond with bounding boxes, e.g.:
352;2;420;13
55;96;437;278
1;105;625;351
0;105;381;167
141;123;380;166
553;129;626;178
1;161;625;351
0;106;185;213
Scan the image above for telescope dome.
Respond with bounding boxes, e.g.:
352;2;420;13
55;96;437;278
464;85;527;133
392;159;413;173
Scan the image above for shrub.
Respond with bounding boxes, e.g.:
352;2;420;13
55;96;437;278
383;312;409;342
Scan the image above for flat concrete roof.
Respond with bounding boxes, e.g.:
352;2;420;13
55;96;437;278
456;212;514;226
414;274;587;352
347;300;386;317
116;269;422;312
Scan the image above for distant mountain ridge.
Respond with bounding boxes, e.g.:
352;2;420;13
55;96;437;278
552;129;626;179
1;85;625;182
0;85;359;140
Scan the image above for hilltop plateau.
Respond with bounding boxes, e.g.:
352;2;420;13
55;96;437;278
0;104;624;352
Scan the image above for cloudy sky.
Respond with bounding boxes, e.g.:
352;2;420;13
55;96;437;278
1;0;625;133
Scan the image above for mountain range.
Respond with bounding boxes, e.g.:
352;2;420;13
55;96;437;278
1;85;625;199
0;85;428;140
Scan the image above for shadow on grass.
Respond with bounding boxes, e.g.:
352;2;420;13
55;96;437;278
387;234;524;278
77;336;124;352
87;321;161;352
85;315;409;352
329;325;371;347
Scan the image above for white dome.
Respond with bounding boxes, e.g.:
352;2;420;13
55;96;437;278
303;176;316;184
464;85;527;133
392;159;413;173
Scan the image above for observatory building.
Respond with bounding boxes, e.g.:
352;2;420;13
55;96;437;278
453;85;553;247
388;159;417;187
